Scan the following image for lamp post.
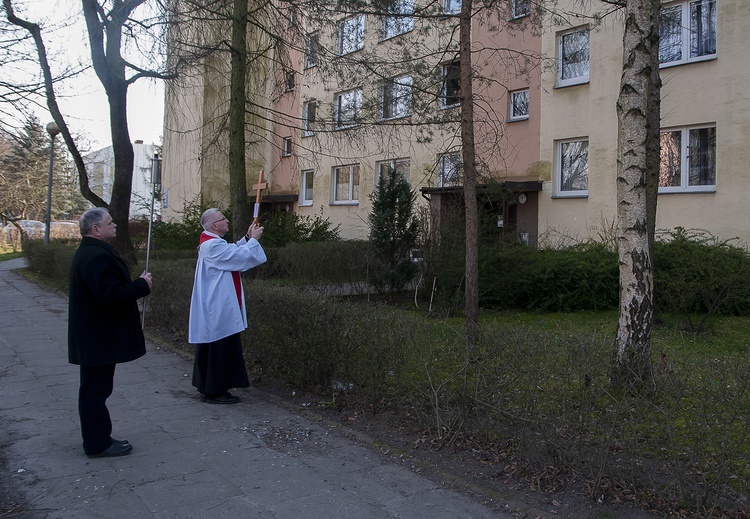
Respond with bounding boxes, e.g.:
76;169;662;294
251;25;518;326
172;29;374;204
44;122;60;245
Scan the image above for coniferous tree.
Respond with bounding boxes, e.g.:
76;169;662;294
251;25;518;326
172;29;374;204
368;167;420;297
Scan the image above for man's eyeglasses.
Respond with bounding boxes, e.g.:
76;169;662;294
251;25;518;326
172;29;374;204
213;216;227;225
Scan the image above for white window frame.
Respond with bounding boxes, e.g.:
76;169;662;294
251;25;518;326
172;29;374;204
658;125;716;193
300;169;314;206
382;0;414;40
282;137;292;157
302;100;317;137
508;89;529;121
441;61;461;108
334;88;362;129
510;0;530;19
557;26;590;88
377;158;411;185
332;164;360;204
337;15;365;56
438;152;462;187
305;33;319;69
659;0;717;68
556;137;589;197
381;76;413;120
443;0;461;14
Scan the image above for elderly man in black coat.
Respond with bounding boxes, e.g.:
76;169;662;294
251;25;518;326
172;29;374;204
68;207;152;458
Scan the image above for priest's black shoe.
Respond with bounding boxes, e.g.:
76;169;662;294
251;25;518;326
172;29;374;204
86;442;133;458
205;392;240;404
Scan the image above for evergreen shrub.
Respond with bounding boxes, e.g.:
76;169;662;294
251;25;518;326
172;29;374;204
653;228;750;318
261;240;369;286
478;242;619;311
22;239;76;289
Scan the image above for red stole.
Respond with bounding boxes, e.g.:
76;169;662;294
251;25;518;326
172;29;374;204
199;232;243;310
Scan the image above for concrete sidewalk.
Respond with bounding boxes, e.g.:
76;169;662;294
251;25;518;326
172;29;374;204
0;258;512;519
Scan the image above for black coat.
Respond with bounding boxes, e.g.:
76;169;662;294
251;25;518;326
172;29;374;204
68;236;151;366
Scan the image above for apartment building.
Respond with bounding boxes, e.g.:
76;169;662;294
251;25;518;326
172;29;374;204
84;141;161;219
539;0;750;245
161;0;543;241
162;0;746;246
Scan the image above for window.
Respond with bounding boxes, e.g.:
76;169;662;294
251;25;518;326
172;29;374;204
381;76;412;120
300;170;314;205
441;61;461;108
443;0;461;14
382;0;414;40
509;89;529;121
302;100;317;136
557;27;589;87
510;0;530;19
556;138;589;195
305;33;319;69
660;0;716;66
334;89;362;129
285;72;295;92
337;15;365;55
333;164;360;203
377;158;411;185
438;152;461;187
659;125;716;192
282;137;292;157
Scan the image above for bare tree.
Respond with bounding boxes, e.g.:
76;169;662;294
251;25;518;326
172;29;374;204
612;0;661;388
4;0;174;263
459;0;479;346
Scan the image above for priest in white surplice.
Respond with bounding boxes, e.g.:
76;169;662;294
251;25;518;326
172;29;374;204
188;208;267;404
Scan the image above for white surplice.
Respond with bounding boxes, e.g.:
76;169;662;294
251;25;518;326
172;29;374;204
188;231;267;344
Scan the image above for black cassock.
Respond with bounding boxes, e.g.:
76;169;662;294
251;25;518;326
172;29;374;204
192;332;249;397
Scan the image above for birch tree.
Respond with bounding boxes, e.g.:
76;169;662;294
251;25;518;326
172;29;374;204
612;0;661;388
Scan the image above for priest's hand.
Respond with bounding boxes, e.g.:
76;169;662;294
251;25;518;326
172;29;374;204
245;223;264;241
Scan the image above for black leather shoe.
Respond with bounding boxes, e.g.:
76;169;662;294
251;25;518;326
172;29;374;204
205;393;240;404
87;442;133;458
111;438;129;446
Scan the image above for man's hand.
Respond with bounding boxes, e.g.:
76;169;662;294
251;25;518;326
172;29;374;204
140;271;152;289
245;223;264;241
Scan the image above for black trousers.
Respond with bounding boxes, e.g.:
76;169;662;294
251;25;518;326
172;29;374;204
79;364;116;455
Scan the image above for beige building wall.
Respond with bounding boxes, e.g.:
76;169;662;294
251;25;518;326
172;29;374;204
161;70;203;222
295;1;542;240
295;5;462;239
162;8;287;222
539;0;750;246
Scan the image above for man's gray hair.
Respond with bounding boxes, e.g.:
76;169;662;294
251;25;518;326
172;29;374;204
200;208;220;231
80;207;110;235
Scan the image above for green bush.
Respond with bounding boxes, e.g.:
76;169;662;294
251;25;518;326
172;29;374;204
477;241;619;311
22;239;77;290
245;283;423;406
654;228;750;327
261;240;370;287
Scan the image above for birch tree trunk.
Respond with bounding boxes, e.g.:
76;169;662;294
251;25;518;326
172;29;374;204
612;0;662;388
460;0;479;348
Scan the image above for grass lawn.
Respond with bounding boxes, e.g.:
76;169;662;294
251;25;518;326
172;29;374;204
0;251;23;262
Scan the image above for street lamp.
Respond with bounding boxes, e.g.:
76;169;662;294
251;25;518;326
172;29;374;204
44;122;60;245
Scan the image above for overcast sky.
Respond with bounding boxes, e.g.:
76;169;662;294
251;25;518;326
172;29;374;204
20;0;165;150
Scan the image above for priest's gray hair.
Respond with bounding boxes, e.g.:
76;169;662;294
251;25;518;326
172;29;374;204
200;208;221;230
80;208;110;235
